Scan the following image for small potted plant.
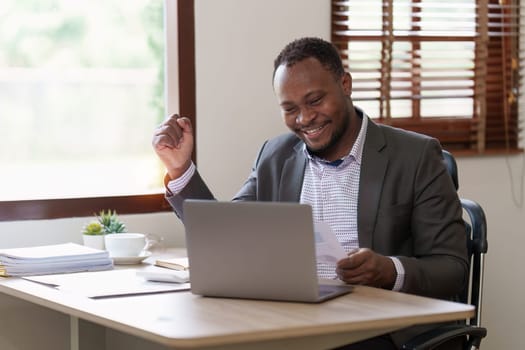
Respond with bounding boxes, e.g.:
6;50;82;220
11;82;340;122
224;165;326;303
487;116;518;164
82;210;127;250
97;210;127;234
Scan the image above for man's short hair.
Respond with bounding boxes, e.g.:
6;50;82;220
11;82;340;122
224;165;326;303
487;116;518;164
273;37;344;81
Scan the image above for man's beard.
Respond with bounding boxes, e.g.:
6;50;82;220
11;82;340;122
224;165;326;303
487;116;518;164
306;114;350;158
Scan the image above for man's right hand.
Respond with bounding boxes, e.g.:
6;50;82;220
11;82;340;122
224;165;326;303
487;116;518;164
152;114;194;180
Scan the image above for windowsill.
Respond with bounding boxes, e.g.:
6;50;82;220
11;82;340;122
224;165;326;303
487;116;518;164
0;193;172;222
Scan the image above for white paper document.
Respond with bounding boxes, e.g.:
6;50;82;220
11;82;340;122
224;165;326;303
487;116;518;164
314;222;347;264
23;269;190;298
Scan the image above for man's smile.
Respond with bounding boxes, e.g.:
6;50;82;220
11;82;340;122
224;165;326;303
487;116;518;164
300;123;328;139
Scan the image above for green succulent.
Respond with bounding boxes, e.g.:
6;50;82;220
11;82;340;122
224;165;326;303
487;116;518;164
105;219;127;234
82;221;104;235
97;210;127;234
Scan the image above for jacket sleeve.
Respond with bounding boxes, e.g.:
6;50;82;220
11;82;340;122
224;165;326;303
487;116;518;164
231;140;269;202
397;139;469;299
165;170;214;221
165;140;270;219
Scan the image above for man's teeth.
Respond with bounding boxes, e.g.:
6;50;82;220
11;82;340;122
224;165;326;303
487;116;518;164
304;126;324;134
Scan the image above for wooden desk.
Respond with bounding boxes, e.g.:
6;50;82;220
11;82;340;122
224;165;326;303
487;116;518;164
0;270;474;350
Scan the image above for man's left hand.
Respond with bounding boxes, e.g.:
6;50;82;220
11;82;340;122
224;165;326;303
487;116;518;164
336;248;396;289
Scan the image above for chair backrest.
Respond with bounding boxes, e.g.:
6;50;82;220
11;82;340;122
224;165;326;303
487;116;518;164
443;150;459;191
442;150;488;327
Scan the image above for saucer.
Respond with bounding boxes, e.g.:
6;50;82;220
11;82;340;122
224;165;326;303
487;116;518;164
111;251;152;265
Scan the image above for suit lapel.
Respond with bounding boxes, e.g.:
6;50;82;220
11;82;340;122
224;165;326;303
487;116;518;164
279;143;307;202
358;119;388;248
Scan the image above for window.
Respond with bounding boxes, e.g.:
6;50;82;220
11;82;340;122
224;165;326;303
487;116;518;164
0;0;196;220
331;0;521;154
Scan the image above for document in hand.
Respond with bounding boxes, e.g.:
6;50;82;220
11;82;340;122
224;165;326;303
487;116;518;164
0;242;113;276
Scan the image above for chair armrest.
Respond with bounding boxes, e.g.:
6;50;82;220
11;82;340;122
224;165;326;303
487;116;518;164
401;325;487;350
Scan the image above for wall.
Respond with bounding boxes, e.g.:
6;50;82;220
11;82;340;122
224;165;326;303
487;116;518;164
0;213;185;249
457;155;525;349
194;0;325;199
0;0;523;349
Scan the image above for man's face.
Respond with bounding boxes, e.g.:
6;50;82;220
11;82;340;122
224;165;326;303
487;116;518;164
273;57;353;161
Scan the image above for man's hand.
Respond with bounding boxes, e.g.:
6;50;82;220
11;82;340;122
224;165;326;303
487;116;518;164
152;114;194;180
336;248;396;289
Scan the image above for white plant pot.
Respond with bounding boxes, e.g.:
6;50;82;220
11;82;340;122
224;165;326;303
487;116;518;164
82;234;106;250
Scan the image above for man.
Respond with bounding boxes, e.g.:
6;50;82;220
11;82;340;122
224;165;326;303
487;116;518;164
152;37;468;350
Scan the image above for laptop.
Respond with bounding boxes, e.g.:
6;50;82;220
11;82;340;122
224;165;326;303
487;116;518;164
182;200;353;303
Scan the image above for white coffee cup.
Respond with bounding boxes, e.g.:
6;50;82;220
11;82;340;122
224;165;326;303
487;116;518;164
104;233;147;257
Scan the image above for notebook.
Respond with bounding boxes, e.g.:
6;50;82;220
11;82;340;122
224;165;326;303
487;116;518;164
182;200;353;303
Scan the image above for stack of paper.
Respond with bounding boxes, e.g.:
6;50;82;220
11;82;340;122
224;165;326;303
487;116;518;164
0;243;113;277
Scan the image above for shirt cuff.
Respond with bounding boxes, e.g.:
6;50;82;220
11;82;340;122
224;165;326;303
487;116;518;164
165;162;196;196
389;257;405;292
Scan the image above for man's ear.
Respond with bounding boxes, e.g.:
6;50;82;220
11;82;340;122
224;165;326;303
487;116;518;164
341;72;352;96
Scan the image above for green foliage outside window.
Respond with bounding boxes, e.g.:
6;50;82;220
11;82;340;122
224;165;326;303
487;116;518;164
0;0;166;199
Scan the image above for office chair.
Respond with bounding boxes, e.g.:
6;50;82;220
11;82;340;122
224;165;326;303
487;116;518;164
402;150;488;350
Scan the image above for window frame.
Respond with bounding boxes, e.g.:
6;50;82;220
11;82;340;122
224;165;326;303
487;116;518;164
0;0;196;221
331;0;522;155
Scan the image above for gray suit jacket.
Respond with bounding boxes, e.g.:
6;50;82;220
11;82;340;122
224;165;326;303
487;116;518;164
167;117;468;347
